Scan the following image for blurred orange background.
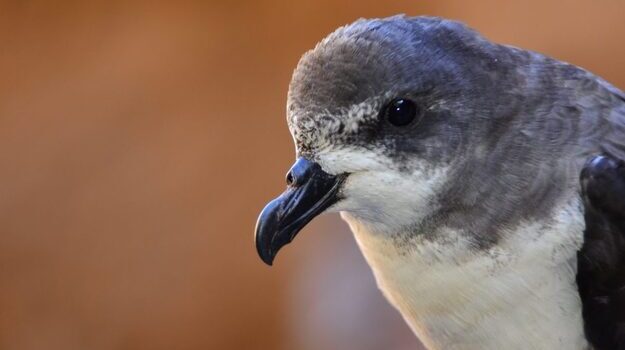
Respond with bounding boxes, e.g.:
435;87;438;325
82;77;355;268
1;1;624;349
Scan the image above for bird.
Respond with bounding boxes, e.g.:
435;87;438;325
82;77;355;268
254;15;625;349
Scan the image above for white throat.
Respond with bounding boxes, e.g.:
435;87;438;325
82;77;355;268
341;197;588;350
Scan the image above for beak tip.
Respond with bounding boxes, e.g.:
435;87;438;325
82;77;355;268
255;199;280;266
257;245;276;266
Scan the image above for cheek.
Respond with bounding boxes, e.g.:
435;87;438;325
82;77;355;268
315;148;389;175
329;167;451;228
336;171;420;212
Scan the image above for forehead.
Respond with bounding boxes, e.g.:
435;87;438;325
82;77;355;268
287;18;420;155
285;17;479;154
287;17;419;119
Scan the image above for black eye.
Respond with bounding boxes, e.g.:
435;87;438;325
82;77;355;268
384;98;419;127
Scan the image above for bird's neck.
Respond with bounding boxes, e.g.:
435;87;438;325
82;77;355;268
341;198;589;350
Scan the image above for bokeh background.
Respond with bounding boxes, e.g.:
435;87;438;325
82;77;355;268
1;1;624;349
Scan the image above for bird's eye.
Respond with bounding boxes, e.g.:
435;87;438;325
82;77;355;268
384;98;419;127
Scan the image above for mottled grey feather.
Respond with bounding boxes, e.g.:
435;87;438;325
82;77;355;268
287;15;625;248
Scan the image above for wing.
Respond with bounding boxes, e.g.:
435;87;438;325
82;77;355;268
578;154;625;350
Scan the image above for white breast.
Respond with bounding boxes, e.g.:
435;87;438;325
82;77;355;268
341;197;589;350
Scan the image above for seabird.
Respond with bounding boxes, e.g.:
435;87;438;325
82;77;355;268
254;15;625;349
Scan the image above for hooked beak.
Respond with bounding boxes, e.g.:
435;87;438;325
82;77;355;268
255;157;346;265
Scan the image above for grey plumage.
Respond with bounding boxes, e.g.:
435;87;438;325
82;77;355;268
288;15;625;248
256;15;625;349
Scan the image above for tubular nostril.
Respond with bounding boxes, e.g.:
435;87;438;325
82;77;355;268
286;171;294;186
286;157;316;187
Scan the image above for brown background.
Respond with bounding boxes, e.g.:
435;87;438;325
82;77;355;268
1;1;624;349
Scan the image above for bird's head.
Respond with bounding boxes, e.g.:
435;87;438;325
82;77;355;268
255;16;535;265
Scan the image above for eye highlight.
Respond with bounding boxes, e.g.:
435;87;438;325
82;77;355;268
384;98;419;127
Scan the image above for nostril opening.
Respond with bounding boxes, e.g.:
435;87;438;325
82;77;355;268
286;171;294;186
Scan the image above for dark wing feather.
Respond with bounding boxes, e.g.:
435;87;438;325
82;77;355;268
578;154;625;350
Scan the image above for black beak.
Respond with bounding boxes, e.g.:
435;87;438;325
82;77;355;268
255;157;346;266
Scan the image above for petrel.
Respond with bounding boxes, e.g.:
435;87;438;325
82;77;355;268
254;15;625;349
